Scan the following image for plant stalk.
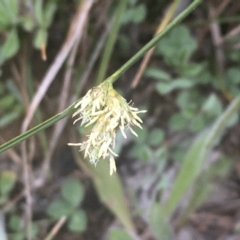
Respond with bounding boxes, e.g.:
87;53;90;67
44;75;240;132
0;0;201;153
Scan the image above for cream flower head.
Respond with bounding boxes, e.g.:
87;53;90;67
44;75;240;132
68;81;146;175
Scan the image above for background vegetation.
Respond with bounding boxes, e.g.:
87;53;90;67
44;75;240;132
1;0;240;239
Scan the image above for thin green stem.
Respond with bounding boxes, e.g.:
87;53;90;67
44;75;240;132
106;0;201;84
0;103;76;153
0;0;201;153
96;0;128;85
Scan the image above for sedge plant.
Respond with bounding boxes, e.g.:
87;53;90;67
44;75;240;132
0;0;202;174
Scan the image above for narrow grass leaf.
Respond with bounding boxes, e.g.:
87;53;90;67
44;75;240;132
165;95;240;216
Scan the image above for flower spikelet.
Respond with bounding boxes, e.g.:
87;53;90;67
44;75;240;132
68;81;146;175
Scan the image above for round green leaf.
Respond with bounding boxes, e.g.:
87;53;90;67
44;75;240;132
47;199;74;219
132;4;146;23
61;178;84;207
68;210;87;232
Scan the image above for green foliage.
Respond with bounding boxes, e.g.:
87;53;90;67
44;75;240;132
109;228;134;240
225;68;240;97
0;80;23;128
176;156;231;227
145;68;171;81
0;28;19;62
68;210;87;232
47;199;75;219
137;22;240;236
33;0;57;49
0;171;16;204
156;25;197;67
156;77;193;95
47;177;87;233
151;24;239;135
61;178;85;207
0;1;238;239
131;127;167;162
149;203;173;240
8;215;38;240
0;0;57;68
121;0;146;24
165;95;240;216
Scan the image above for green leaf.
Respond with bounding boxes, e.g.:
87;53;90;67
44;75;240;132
225;68;240;84
6;0;19;23
149;203;173;240
0;105;22;128
165;95;240;216
170;113;188;131
179;63;204;77
131;145;153;161
156;25;197;65
0;0;18;25
145;68;171;81
121;9;134;24
109;228;134;240
154;147;168;161
6;79;22;103
177;156;231;227
47;199;74;219
0;171;16;197
20;16;35;32
202;94;223;117
9;215;22;231
176;91;190;109
9;233;24;240
0;95;15;111
132;4;146;23
1;29;19;60
61;178;84;207
189;115;206;132
34;0;43;24
43;3;57;28
156;78;193;95
129;0;138;6
121;3;146;25
33;28;47;49
148;128;165;147
8;217;38;240
76;159;135;232
0;5;11;29
68;210;87;232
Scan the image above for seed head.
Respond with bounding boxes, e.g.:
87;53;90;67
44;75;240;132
68;81;146;175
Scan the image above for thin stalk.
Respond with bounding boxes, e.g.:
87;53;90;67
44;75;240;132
106;0;201;84
0;0;201;153
0;103;76;153
96;0;127;84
